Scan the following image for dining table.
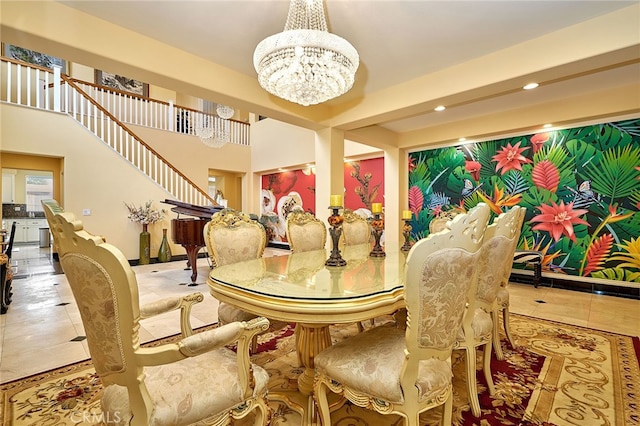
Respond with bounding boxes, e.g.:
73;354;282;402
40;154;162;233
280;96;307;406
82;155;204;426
207;243;408;425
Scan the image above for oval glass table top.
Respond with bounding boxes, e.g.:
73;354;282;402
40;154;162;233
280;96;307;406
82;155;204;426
208;244;407;301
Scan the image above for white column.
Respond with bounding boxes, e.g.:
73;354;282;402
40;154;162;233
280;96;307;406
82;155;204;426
383;146;401;252
315;127;345;244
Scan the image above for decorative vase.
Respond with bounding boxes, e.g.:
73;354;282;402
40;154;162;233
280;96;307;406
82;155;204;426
158;228;172;262
139;223;150;265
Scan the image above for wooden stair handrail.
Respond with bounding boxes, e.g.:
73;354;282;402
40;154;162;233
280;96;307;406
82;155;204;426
61;74;217;206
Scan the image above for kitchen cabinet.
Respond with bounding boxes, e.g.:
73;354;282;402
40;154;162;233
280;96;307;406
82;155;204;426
2;173;15;203
11;219;47;243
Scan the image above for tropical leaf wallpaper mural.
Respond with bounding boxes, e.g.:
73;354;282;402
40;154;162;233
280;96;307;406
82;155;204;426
407;118;640;283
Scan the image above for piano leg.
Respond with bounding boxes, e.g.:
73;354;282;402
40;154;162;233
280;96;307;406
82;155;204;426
183;244;203;286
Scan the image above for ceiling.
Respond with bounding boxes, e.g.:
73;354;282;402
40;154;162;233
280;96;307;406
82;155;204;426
40;1;640;138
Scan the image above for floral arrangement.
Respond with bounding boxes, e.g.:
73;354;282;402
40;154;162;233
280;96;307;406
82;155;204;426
124;201;166;225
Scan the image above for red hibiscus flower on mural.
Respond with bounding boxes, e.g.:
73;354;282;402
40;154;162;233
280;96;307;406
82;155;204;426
492;142;531;175
530;133;549;154
465;160;481;181
531;200;589;242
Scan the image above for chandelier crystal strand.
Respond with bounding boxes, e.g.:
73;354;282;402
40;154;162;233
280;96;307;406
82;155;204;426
253;0;359;106
196;112;230;148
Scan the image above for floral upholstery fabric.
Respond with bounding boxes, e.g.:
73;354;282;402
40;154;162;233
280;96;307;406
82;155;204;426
456;308;493;341
417;248;477;350
342;211;371;245
102;348;269;426
314;325;452;404
287;222;326;252
61;254;125;376
218;302;261;323
476;236;513;305
211;226;264;266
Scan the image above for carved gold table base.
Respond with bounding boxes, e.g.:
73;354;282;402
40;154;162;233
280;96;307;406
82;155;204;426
269;323;342;425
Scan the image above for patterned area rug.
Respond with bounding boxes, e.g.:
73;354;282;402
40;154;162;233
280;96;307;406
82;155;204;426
2;314;639;425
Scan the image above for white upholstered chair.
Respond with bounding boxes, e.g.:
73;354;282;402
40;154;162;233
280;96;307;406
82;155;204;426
314;203;489;426
205;208;267;352
285;209;327;253
341;209;371;245
453;205;524;417
41;200;271;426
493;206;527;359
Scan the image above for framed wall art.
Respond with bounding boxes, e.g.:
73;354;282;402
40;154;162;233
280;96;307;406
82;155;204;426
2;43;66;73
95;70;149;97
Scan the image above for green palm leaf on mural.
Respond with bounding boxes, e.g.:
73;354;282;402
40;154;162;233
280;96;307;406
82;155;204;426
565;138;599;170
585;145;640;202
595;123;634;151
472;140;499;180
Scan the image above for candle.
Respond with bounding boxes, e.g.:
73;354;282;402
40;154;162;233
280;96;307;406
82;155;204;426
402;210;412;220
330;194;343;207
371;203;382;214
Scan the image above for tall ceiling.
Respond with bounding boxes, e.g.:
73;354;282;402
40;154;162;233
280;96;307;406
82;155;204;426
3;0;640;147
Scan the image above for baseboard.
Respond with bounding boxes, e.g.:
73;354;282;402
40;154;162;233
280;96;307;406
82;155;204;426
510;271;640;300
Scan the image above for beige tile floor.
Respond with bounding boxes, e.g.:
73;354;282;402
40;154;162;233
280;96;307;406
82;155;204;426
1;243;639;384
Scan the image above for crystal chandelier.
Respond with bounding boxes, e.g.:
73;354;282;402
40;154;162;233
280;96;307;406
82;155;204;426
253;0;359;106
195;104;234;148
198;120;230;148
216;104;235;119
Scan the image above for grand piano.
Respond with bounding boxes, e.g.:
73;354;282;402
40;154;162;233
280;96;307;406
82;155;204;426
163;199;223;285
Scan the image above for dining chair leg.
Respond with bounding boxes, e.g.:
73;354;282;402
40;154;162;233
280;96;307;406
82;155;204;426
441;392;453;426
502;306;516;349
315;380;331;425
407;412;419;426
483;342;495;396
491;310;505;360
465;347;481;417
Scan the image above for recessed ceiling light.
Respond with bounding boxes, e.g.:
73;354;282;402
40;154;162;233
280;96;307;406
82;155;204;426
434;105;446;112
523;83;539;90
543;123;553;128
458;137;466;142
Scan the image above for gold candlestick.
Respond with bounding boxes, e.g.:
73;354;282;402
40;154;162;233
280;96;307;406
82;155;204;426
325;207;347;267
401;219;414;251
369;213;386;257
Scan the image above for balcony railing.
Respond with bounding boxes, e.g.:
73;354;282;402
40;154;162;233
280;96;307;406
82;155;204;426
0;57;239;206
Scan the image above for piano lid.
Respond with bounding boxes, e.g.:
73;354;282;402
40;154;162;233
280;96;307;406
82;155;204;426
163;199;222;220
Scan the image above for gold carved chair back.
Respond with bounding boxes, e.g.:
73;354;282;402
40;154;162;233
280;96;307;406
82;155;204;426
341;209;371;245
285;209;327;253
41;199;271;426
205;208;266;267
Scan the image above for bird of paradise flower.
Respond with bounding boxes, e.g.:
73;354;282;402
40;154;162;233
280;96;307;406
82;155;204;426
521;237;562;273
476;183;523;215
